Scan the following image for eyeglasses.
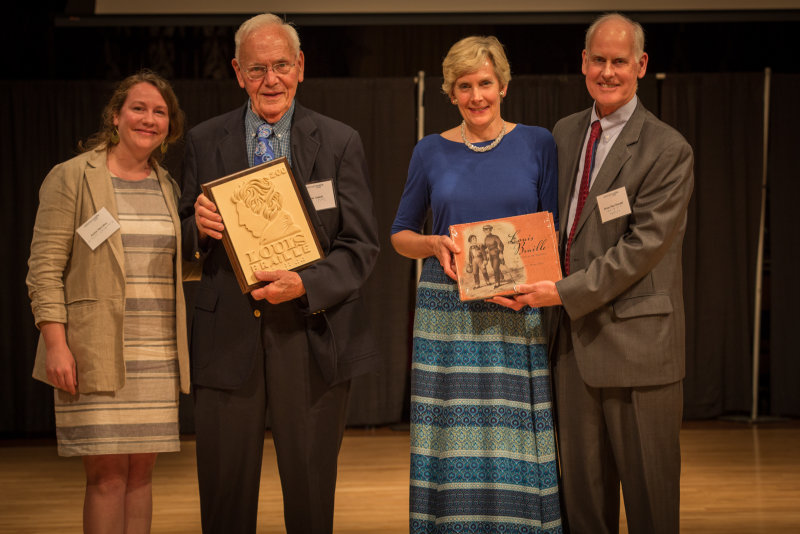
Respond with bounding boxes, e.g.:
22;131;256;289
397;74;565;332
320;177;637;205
241;62;295;80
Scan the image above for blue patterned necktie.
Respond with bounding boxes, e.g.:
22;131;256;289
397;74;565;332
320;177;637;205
254;123;276;166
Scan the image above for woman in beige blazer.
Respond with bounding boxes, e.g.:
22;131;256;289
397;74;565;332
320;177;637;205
26;70;189;533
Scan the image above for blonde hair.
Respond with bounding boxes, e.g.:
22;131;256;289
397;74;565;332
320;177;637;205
441;35;511;97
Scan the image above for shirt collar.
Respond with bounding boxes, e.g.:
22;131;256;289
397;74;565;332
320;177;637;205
244;99;295;137
591;94;638;133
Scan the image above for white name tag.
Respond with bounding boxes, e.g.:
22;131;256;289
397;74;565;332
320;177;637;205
76;207;120;250
306;180;336;211
597;187;632;223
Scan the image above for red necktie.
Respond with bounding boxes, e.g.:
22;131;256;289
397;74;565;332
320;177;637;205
565;120;602;275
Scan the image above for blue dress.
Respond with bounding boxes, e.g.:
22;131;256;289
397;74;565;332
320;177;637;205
392;125;563;534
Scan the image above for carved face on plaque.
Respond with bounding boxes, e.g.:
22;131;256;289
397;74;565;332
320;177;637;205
231;177;301;241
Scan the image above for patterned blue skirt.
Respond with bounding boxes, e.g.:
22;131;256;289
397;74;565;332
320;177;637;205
410;258;562;534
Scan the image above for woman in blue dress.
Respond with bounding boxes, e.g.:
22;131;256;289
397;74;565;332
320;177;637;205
391;36;563;534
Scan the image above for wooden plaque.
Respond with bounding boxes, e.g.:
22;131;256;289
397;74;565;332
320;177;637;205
449;211;562;301
201;157;324;293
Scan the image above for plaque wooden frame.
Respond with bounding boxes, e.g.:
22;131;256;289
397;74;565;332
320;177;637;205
449;211;562;301
201;157;324;293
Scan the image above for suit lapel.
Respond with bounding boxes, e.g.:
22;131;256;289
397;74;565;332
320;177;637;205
289;104;327;249
219;106;249;176
572;102;645;240
83;148;125;273
290;104;320;186
559;110;592;249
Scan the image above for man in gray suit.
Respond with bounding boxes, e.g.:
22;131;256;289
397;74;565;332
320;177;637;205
179;13;379;534
494;12;694;534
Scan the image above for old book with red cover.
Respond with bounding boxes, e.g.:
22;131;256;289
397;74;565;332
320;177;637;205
449;211;562;301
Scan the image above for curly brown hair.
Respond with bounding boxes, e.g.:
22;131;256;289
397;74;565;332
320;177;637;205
82;69;185;163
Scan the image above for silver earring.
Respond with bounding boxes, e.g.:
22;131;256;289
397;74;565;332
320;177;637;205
499;90;505;97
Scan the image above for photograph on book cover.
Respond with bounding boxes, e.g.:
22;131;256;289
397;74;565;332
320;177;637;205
202;157;323;293
449;212;562;301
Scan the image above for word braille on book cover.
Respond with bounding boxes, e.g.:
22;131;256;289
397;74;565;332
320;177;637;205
449;212;562;301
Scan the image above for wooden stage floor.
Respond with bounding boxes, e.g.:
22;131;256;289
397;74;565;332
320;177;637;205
1;420;798;533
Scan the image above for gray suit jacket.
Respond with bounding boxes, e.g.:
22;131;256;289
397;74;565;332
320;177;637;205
179;102;380;389
553;101;694;388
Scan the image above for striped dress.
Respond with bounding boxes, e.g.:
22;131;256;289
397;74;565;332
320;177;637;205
54;172;180;457
410;258;562;534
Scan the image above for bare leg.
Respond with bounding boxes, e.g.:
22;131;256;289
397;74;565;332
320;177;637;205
124;453;157;534
83;455;128;534
82;453;157;534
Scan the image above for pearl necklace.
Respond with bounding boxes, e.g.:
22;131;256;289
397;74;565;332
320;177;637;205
460;120;507;153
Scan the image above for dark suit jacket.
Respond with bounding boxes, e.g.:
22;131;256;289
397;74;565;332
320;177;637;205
179;102;380;389
553;100;694;388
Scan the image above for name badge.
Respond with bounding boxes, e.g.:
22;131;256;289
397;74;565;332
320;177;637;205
596;187;632;223
76;207;120;250
306;180;336;211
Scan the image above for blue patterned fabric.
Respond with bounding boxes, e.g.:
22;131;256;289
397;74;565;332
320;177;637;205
254;123;276;166
245;99;294;167
410;258;562;534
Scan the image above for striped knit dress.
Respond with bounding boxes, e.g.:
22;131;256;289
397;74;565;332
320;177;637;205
54;172;180;456
410;257;562;534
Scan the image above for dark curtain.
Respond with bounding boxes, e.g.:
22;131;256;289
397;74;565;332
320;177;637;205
2;73;796;437
769;74;800;417
295;79;417;425
1;81;117;436
423;74;655;134
424;72;766;419
661;73;765;419
2;78;415;436
168;78;418;429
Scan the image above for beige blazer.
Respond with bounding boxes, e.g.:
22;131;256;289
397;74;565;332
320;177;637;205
27;147;190;394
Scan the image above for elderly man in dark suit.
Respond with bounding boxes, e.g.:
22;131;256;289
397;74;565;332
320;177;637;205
494;12;694;534
178;13;379;534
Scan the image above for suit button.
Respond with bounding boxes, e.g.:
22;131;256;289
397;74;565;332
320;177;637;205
253;310;261;318
194;251;201;259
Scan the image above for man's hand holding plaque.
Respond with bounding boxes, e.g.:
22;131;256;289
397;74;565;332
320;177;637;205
200;157;324;293
250;270;306;303
194;193;224;241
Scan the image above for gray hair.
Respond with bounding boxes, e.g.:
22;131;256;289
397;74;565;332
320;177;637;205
585;13;645;60
234;13;301;60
